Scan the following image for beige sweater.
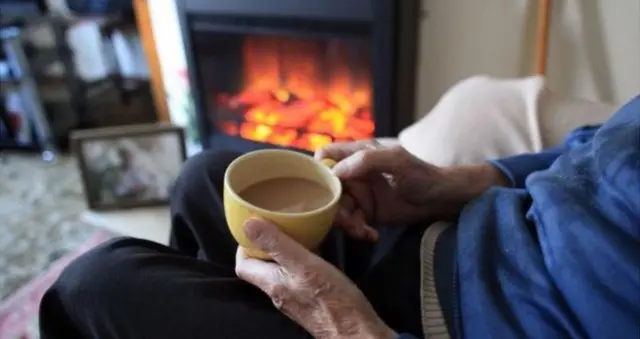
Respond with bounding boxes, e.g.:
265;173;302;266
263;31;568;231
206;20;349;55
419;222;452;338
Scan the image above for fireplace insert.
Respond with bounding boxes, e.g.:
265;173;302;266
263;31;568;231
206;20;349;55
177;0;420;152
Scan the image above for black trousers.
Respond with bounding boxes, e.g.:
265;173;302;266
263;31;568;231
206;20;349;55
39;150;428;339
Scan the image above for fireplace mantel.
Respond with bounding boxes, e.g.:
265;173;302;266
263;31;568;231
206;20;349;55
182;0;374;21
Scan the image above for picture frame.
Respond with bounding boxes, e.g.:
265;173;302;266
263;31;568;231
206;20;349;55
71;123;187;211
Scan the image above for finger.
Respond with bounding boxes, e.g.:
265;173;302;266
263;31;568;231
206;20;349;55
334;208;378;242
334;208;366;239
334;206;350;227
353;209;379;242
363;226;380;242
314;140;378;162
235;247;282;295
339;194;356;212
332;145;407;179
243;217;313;270
343;181;375;219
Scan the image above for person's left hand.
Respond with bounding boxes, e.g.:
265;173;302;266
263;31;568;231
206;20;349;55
235;217;396;339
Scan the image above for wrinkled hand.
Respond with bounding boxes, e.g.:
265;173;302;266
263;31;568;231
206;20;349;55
316;140;508;240
235;218;396;339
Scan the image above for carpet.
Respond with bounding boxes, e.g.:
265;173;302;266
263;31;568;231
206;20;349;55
0;231;111;339
0;154;98;301
0;153;111;339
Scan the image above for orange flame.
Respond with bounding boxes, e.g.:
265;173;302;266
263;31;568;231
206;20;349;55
215;36;374;151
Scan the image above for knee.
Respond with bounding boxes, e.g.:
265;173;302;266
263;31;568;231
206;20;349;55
171;150;241;198
180;150;240;181
42;237;161;311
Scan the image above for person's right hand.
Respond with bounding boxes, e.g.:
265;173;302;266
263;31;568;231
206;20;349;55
315;140;508;241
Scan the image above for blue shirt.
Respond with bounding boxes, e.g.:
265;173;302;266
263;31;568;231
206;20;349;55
399;96;640;339
458;96;640;338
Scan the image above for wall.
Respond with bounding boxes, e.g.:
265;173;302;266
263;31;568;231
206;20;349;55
147;0;200;154
416;0;640;117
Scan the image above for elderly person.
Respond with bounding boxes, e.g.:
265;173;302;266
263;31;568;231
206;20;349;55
39;93;639;339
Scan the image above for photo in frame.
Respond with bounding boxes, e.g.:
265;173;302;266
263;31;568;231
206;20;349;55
71;123;186;210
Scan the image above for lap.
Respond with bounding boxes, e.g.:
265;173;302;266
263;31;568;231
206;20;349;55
40;237;312;339
40;149;426;338
40;231;424;338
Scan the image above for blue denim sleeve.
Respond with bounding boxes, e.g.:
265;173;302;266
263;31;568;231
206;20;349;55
488;125;601;188
488;146;563;188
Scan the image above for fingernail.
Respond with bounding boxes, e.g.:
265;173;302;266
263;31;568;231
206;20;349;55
338;209;350;221
368;228;380;242
353;225;365;238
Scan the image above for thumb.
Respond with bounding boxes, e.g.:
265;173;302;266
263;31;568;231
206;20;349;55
332;145;405;179
243;218;310;268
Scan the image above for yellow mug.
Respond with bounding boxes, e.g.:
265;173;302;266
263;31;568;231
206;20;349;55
223;149;341;259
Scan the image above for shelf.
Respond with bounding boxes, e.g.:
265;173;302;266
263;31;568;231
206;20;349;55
0;79;21;93
2;12;144;156
0;139;39;151
28;47;60;73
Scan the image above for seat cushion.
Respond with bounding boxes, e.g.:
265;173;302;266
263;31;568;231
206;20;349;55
396;75;616;166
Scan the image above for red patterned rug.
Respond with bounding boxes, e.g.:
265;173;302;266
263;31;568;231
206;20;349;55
0;231;112;339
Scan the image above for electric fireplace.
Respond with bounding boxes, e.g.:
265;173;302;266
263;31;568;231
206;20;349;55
177;0;420;152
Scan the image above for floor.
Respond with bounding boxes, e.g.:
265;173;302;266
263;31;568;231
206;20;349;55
0;153;170;301
0;153;95;301
82;207;170;245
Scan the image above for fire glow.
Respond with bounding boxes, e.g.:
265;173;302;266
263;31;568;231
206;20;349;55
215;36;374;151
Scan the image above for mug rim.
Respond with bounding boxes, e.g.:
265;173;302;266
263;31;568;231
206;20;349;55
223;149;343;217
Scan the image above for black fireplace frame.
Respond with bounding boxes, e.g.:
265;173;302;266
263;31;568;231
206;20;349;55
176;0;420;150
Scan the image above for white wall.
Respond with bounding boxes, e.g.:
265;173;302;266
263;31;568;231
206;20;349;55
148;0;201;154
147;0;188;126
416;0;640;117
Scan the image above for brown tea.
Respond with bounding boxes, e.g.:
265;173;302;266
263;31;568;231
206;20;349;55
238;177;333;213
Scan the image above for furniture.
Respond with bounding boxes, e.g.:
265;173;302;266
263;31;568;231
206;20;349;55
1;19;57;160
132;0;169;122
1;13;149;159
396;75;615;166
0;0;47;16
535;0;552;75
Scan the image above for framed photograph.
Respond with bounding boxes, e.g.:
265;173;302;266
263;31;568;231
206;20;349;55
71;123;187;211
